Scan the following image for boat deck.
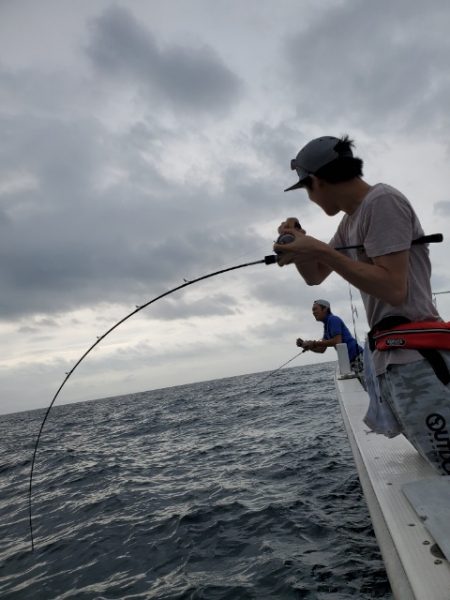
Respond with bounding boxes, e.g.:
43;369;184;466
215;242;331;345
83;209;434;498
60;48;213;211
335;367;450;600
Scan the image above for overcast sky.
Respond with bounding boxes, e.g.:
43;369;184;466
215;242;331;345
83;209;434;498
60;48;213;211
1;0;450;415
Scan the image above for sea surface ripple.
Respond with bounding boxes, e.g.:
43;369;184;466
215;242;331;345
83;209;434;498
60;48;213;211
0;362;392;599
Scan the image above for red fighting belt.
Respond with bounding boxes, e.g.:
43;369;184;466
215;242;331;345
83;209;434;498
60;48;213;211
369;317;450;385
373;321;450;351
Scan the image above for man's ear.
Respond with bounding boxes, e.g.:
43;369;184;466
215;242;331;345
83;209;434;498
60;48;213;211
310;174;324;188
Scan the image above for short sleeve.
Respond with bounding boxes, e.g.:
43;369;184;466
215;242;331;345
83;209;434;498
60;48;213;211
327;316;343;337
362;188;416;257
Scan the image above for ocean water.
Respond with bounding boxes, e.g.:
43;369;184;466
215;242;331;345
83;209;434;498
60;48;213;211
0;362;392;599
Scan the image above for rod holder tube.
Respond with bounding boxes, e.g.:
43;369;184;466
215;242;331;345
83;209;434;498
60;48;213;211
336;343;354;379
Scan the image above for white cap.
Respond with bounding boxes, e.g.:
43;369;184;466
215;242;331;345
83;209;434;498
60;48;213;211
313;299;330;309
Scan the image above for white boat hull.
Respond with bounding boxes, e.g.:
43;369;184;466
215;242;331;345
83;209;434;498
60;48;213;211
335;366;450;599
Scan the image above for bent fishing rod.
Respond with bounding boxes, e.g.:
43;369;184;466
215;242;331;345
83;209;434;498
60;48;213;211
28;253;279;551
28;232;443;550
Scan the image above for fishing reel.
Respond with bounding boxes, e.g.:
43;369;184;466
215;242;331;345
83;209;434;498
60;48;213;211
262;233;296;264
266;228;301;264
276;220;303;247
276;233;296;245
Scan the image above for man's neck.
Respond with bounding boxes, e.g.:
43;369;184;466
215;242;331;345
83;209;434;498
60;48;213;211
335;178;372;215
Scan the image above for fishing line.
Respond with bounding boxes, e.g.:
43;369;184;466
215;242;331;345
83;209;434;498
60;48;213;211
28;253;278;551
252;350;305;387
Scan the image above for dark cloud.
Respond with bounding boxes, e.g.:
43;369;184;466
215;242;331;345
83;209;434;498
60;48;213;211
5;0;447;329
284;0;450;135
250;121;304;172
0;98;288;322
0;6;342;327
245;119;325;220
0;27;282;322
85;5;243;114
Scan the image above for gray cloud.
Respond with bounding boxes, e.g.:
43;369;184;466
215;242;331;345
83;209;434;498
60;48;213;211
435;200;450;216
250;120;306;172
0;91;289;321
284;0;450;135
2;0;450;413
0;6;334;326
85;5;243;115
143;292;239;320
17;317;59;334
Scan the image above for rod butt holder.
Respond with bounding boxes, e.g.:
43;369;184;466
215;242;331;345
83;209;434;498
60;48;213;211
336;343;355;379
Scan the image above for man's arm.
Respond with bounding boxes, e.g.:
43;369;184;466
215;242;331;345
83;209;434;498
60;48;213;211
294;261;333;285
321;244;409;305
302;334;342;353
274;234;409;306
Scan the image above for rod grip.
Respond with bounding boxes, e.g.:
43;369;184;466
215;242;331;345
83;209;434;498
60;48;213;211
412;233;443;245
264;254;278;265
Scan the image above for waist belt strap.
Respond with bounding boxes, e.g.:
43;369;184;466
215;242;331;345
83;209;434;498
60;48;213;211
369;316;450;386
418;349;450;385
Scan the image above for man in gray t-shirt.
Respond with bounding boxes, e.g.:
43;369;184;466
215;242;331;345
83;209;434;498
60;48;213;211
274;135;450;475
330;182;439;376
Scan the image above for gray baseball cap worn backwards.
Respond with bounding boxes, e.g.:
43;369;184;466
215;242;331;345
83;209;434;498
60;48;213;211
284;136;353;192
314;299;330;309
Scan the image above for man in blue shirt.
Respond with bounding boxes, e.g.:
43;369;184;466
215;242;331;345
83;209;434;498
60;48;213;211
296;299;363;371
